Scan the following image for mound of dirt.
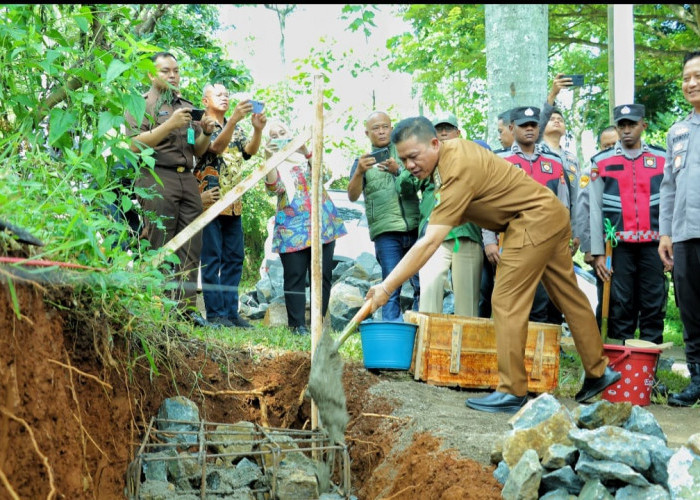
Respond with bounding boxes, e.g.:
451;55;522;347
0;280;503;499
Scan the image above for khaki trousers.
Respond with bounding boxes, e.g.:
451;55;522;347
419;238;482;316
492;225;608;396
136;167;203;310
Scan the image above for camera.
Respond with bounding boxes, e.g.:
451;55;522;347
189;108;205;121
369;147;390;165
562;74;584;87
251;100;265;114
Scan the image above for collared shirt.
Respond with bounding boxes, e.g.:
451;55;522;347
660;111;700;243
430;139;569;249
193;120;250;216
125;89;202;169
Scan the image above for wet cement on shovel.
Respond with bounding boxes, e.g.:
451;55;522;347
307;301;372;445
307;329;349;446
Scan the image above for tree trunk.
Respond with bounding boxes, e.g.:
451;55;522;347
485;5;548;147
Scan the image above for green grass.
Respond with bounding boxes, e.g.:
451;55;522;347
189;320;365;363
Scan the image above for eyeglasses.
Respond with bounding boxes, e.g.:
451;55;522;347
435;124;457;133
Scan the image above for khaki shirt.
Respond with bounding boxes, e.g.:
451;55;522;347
125;89;202;169
429;139;569;249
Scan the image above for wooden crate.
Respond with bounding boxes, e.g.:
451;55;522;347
404;311;561;393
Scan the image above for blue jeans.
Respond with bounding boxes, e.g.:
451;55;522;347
374;230;420;321
200;214;244;320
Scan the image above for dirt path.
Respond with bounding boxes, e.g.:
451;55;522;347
364;364;700;465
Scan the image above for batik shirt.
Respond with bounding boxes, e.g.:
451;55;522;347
265;161;347;254
193;121;250;216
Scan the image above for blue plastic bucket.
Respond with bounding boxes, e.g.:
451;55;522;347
359;320;418;370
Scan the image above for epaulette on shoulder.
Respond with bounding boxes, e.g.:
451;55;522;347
646;143;666;154
590;147;617;163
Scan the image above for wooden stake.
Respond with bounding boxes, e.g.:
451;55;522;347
601;239;613;343
310;74;324;434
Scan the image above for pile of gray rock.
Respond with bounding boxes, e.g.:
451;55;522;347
128;397;352;500
240;252;436;330
492;394;700;499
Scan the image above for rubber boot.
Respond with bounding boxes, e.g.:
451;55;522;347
668;363;700;407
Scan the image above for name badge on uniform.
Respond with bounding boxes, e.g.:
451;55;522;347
187;127;195;145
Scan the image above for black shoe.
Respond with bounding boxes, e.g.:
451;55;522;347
668;363;700;407
575;366;621;403
208;316;235;327
186;312;223;329
292;325;310;335
465;391;528;414
229;316;253;329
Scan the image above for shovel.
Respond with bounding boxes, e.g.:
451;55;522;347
307;300;374;445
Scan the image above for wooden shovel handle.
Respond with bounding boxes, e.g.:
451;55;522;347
336;300;374;347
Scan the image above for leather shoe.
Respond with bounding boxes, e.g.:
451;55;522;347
187;312;222;329
209;316;235;327
292;325;310;335
465;391;528;414
575;366;621;403
230;316;253;329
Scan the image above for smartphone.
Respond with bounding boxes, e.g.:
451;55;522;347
189;108;205;121
251;100;265;114
369;147;390;165
562;74;584;87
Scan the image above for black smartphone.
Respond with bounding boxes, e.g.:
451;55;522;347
369;147;390;164
562;74;584;87
189;108;205;121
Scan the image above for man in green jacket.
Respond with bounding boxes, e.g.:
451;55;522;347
348;111;421;321
418;114;485;316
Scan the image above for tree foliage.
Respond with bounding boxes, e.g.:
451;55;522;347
386;4;700;145
0;4;268;342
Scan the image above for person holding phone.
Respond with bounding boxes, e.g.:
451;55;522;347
193;84;266;329
264;121;347;335
347;111;421;321
125;51;220;328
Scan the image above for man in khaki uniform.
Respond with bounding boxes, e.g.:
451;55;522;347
365;116;620;413
126;51;219;327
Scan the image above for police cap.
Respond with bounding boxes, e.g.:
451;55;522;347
511;106;540;126
613;104;645;124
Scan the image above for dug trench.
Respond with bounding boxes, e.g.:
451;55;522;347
2;280;699;499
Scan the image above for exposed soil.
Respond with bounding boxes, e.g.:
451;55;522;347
1;278;698;499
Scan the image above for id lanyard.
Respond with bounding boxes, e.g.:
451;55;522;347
187;123;195;145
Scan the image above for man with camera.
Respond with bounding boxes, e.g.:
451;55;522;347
347;111;421;321
126;51;219;328
193;85;266;329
